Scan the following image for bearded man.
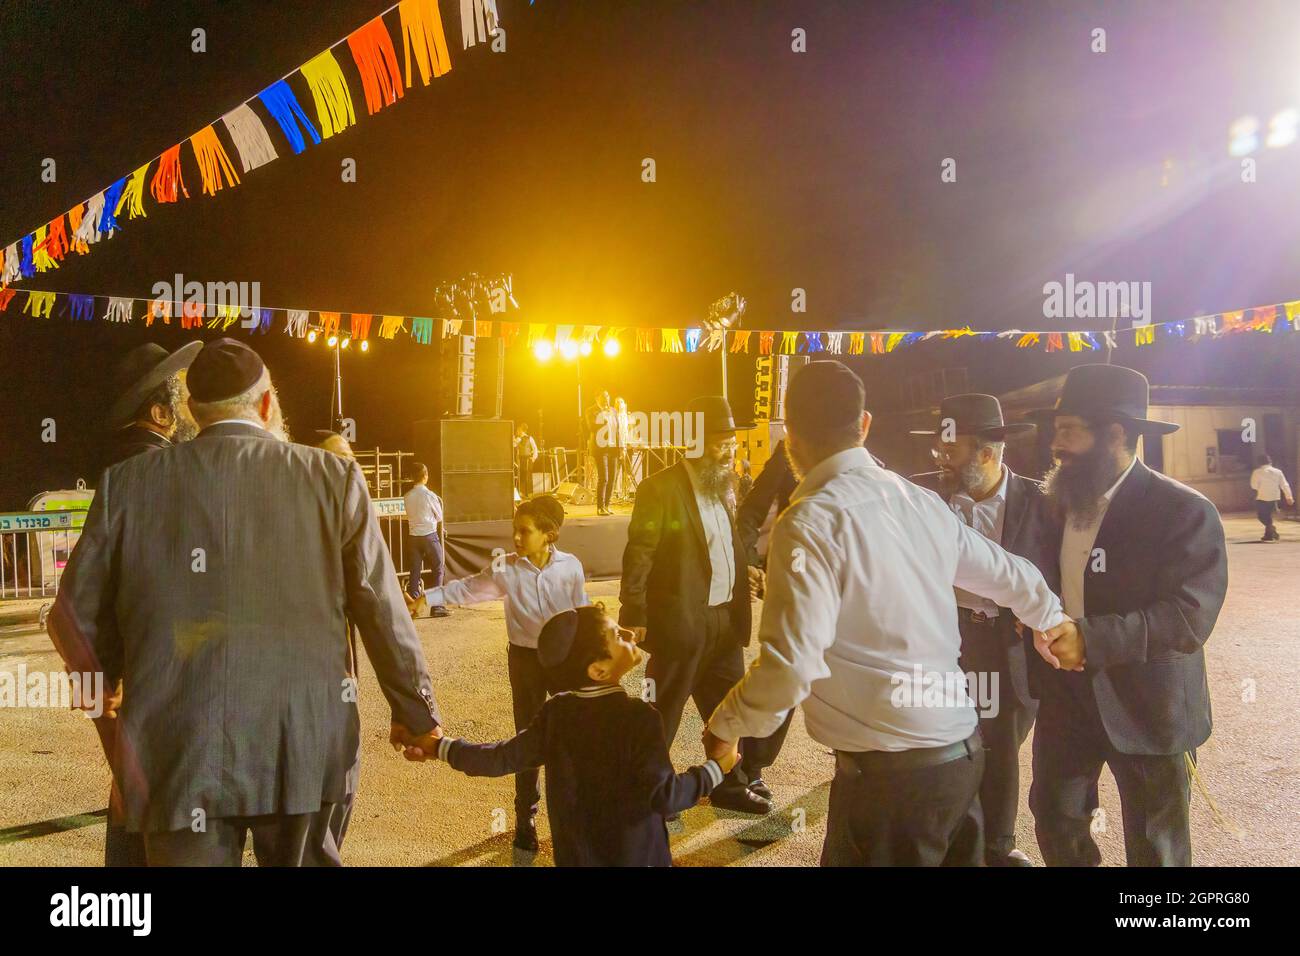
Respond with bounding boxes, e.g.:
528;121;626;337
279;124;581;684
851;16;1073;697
1029;364;1227;867
619;396;771;814
909;394;1053;866
104;342;203;470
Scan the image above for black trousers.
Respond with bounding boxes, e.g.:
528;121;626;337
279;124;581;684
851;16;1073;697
976;696;1036;857
1030;676;1193;866
142;800;353;866
1256;500;1278;538
821;737;985;867
105;818;147;867
407;532;444;601
507;643;548;820
595;448;619;510
645;605;778;785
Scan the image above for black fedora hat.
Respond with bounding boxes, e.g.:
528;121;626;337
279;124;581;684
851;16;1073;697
1030;364;1178;434
687;395;753;433
108;341;203;429
910;393;1034;441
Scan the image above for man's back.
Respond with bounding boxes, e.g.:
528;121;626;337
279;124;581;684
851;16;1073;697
56;421;433;832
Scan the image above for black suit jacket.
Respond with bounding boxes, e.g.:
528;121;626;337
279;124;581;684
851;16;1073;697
619;461;750;655
1037;459;1227;756
911;469;1060;708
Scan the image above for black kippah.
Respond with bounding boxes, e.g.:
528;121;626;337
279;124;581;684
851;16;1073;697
787;360;864;430
188;338;267;403
537;610;579;670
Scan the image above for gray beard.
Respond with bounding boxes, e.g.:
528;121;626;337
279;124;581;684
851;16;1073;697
693;458;735;505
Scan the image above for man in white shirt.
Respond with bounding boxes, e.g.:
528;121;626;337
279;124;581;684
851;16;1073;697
514;423;539;498
1250;453;1293;541
404;463;449;618
704;362;1071;865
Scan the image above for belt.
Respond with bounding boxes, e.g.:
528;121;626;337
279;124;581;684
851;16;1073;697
958;607;999;627
836;730;983;775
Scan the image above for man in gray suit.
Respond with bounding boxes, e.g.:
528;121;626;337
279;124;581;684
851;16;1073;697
48;338;442;866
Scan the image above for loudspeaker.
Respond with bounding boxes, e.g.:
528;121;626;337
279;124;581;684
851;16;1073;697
554;482;592;505
440;418;514;472
473;335;505;419
440;334;476;417
440;471;517;522
410;418;515;523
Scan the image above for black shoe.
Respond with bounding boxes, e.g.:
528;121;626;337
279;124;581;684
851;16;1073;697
513;819;539;853
431;606;451;618
709;783;772;815
986;848;1034;867
746;776;773;801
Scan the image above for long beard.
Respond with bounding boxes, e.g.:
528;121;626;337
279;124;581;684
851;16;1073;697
1043;443;1120;528
170;414;199;443
695;457;736;506
267;390;291;443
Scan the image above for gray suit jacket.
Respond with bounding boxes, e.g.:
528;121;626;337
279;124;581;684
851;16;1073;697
49;421;440;833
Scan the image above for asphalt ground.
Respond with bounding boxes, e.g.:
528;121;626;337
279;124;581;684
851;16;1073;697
0;514;1294;866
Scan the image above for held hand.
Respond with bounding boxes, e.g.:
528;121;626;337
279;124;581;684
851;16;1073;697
1044;619;1086;672
1032;628;1063;669
403;591;423;619
701;727;739;773
747;565;766;600
401;724;446;762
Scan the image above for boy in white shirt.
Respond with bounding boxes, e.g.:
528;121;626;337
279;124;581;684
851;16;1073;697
407;495;588;851
403;463;449;617
1251;453;1294;541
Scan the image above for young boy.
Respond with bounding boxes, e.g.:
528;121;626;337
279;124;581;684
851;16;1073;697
407;605;739;866
406;495;587;852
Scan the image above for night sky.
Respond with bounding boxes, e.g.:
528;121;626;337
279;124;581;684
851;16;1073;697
1;0;1298;504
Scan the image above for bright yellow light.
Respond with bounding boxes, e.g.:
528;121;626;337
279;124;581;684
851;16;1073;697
534;340;554;361
327;335;338;347
341;337;351;350
579;341;593;357
560;340;579;360
603;337;621;357
307;330;318;343
360;340;369;352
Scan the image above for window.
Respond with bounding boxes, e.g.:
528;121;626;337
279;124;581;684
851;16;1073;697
1215;428;1250;473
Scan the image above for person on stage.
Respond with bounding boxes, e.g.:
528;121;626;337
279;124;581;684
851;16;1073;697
404;463;449;618
619;396;771;815
403;606;736;866
704;361;1070;865
1250;453;1293;541
407;495;588;853
586;390;619;515
909;394;1053;867
1028;364;1228;867
48;339;443;865
514;422;539;498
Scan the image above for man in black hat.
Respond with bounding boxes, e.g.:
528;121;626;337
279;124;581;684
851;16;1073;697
49;338;442;865
103;342;203;470
619;395;770;814
1029;364;1228;867
909;394;1056;866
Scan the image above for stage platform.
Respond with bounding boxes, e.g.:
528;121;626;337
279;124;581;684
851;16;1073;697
443;500;632;581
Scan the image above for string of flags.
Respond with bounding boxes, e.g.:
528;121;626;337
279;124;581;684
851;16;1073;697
0;0;502;287
2;282;1295;356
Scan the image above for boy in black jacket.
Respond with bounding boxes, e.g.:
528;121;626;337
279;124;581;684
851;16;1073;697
405;605;737;866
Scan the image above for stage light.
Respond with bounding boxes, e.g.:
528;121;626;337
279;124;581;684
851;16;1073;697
360;340;369;352
1229;115;1259;156
579;340;593;357
603;337;621;357
560;340;579;360
307;330;318;343
327;335;338;347
534;340;554;361
341;337;351;349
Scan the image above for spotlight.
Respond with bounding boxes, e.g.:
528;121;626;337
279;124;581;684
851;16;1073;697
603;337;621;357
579;341;593;357
307;330;318;343
560;340;579;360
360;340;369;352
534;340;554;361
327;335;338;347
341;337;351;349
1229;115;1259;157
1267;108;1298;149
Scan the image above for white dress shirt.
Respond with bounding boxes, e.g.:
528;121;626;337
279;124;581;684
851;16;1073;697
1059;456;1137;619
684;459;735;606
1251;464;1292;503
948;466;1010;617
707;447;1066;753
404;484;443;537
425;547;588;648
